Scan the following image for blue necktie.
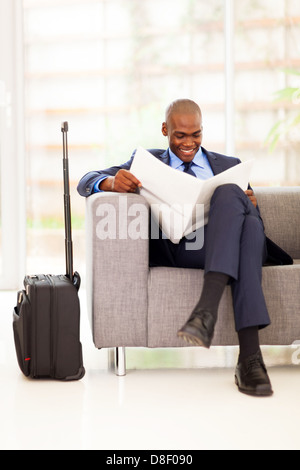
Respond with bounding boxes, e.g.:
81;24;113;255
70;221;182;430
183;161;196;177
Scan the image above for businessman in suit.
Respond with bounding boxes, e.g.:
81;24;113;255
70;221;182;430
78;99;292;397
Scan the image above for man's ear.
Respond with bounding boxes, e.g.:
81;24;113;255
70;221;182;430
161;122;168;137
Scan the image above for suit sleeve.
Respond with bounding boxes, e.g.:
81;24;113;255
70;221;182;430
77;155;134;197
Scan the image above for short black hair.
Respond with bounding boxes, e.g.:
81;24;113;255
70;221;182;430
165;99;202;123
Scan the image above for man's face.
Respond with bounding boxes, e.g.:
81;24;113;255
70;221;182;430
162;112;203;163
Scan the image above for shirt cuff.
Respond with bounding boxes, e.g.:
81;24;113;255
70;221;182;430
93;176;108;193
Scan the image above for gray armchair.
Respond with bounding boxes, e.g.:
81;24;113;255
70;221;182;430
86;187;300;375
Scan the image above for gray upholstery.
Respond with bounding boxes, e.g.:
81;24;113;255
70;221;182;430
86;187;300;350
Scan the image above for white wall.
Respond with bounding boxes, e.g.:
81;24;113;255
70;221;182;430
0;0;26;289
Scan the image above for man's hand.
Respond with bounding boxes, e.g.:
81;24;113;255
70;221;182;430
100;169;142;193
245;189;257;208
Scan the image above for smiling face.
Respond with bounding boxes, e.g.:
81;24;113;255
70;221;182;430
161;111;203;163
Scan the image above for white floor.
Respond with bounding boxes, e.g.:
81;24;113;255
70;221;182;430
1;289;300;451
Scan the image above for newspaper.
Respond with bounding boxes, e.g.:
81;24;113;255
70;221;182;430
130;147;254;243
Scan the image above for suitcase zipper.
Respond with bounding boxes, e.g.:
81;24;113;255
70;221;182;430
25;275;47;378
46;275;56;378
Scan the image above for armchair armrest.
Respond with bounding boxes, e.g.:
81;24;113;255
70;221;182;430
85;192;150;348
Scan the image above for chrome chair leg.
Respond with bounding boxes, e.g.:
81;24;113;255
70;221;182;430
115;347;126;376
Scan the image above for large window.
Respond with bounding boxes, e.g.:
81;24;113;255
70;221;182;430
21;0;300;278
23;0;226;276
234;0;300;184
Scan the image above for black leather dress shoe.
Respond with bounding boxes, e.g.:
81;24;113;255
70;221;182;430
177;309;215;348
235;350;273;397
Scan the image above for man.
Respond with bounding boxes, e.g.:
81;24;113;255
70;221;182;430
78;99;292;397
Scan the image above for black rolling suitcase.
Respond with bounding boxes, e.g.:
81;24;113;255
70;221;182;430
13;122;85;380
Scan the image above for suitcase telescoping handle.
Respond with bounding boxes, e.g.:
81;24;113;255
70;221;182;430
61;121;74;282
61;122;81;290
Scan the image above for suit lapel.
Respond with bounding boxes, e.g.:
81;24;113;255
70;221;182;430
160;149;170;165
150;149;170;165
202;147;223;176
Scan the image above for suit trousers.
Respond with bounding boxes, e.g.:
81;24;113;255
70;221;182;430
149;183;271;332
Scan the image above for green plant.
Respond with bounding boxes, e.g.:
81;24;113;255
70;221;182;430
266;69;300;152
27;215;85;230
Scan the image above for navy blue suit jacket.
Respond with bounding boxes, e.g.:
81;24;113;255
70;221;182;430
77;147;293;266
